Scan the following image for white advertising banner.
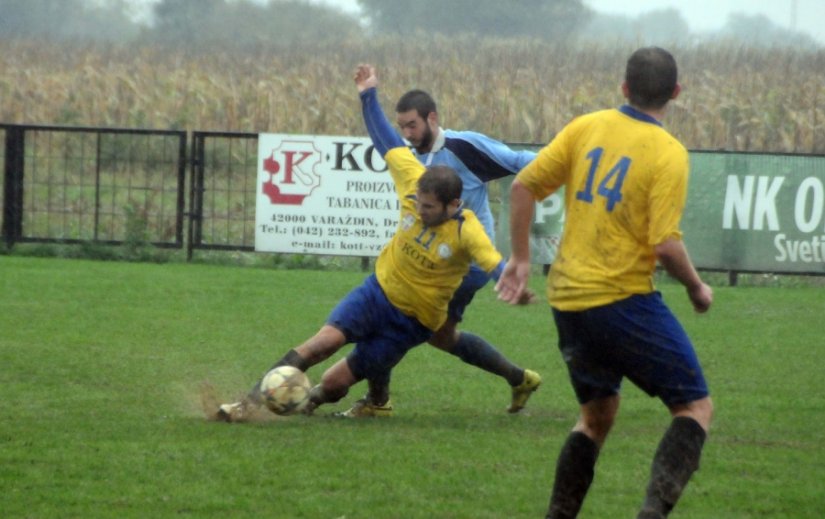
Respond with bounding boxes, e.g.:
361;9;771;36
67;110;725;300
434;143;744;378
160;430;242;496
255;133;399;256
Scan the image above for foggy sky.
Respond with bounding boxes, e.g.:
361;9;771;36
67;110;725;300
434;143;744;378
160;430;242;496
128;0;825;45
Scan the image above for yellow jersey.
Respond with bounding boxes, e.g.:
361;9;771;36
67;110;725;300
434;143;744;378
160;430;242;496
375;147;503;330
517;106;689;311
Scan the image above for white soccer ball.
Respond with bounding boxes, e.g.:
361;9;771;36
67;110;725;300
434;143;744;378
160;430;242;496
259;366;312;415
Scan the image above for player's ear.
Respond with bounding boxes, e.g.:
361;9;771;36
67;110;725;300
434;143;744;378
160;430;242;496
427;111;438;128
621;81;630;99
671;82;682;100
447;198;461;214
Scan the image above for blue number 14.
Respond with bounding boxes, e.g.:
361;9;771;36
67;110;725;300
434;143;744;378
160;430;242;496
575;147;631;212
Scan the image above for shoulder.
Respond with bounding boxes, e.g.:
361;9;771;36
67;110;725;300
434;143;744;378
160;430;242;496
385;147;426;193
567;109;615;130
659;128;688;153
443;129;500;147
453;207;485;233
386;147;425;171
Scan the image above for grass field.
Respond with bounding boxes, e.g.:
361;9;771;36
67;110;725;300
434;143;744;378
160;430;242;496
1;256;823;518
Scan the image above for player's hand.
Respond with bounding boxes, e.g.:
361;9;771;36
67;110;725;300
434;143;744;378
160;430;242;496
687;282;713;313
495;259;531;305
354;64;378;93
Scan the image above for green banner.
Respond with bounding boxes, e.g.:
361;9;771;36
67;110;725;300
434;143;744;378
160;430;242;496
496;149;825;275
685;151;825;274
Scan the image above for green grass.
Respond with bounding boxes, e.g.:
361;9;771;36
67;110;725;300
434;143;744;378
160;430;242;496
1;256;823;518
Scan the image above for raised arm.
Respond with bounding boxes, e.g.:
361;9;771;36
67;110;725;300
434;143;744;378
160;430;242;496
353;63;377;93
354;64;405;157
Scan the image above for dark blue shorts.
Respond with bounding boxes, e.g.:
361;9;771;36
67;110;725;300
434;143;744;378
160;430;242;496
552;292;709;407
327;274;432;381
447;265;490;323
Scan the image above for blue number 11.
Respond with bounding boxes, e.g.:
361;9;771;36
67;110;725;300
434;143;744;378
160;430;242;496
575;147;631;212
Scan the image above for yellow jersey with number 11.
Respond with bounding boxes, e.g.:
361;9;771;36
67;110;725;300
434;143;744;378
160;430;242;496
375;147;503;331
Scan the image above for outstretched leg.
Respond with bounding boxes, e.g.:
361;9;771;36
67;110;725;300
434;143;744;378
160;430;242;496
435;326;525;387
432;319;542;412
248;325;346;402
351;322;541;415
216;325;346;422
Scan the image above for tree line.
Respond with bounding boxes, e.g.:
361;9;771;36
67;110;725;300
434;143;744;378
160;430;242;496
0;0;818;49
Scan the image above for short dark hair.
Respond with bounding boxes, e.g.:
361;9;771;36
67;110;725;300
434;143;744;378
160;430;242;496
395;89;437;120
418;165;462;205
625;46;678;110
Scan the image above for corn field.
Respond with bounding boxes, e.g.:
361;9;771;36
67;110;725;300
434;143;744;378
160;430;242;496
1;36;824;153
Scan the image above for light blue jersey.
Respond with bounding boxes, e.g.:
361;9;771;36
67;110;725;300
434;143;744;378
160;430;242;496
413;129;536;243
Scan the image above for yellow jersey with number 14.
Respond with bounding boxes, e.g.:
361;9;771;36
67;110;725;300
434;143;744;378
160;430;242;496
375;147;503;331
516;106;689;311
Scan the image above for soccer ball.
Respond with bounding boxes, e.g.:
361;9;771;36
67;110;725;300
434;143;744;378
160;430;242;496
259;366;312;415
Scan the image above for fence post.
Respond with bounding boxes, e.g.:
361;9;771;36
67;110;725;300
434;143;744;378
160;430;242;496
2;127;24;249
187;132;205;261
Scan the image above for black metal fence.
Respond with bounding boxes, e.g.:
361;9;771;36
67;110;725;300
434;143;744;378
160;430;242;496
2;124;187;249
5;125;824;286
187;131;258;259
1;125;270;259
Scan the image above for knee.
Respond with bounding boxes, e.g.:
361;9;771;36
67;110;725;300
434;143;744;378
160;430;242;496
700;397;714;419
578;413;615;444
313;359;356;405
427;321;459;351
693;397;714;430
295;326;346;364
575;397;620;445
671;396;714;432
